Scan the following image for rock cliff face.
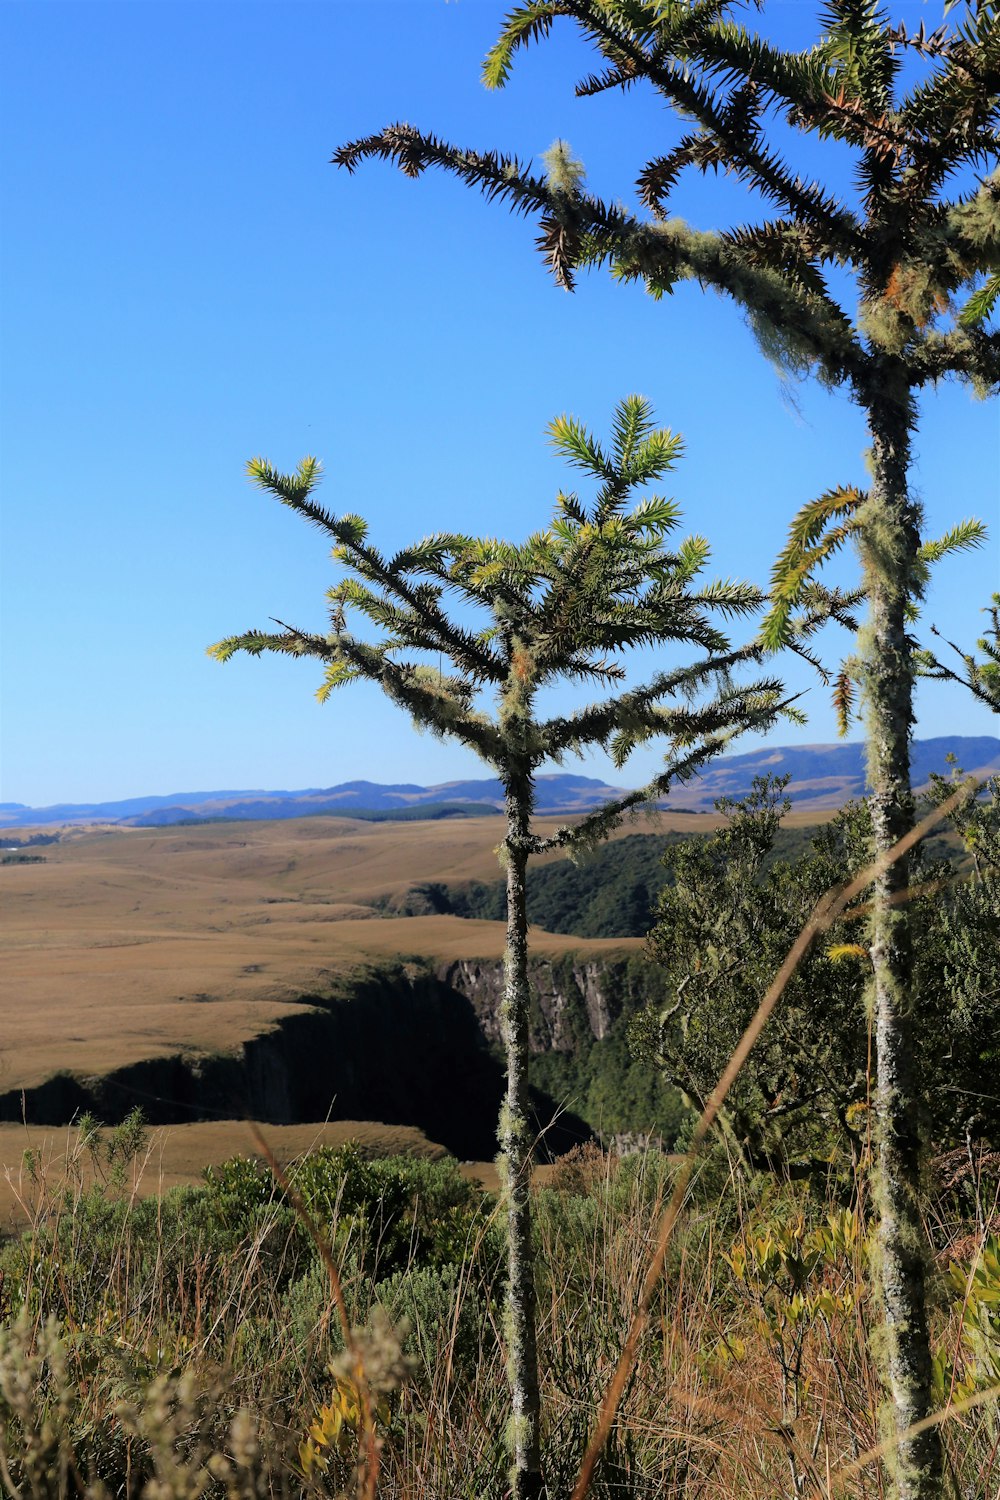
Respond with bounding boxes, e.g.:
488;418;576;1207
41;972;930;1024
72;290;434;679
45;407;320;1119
439;956;648;1051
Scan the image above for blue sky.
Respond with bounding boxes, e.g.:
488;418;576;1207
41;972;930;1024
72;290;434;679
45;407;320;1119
1;0;997;808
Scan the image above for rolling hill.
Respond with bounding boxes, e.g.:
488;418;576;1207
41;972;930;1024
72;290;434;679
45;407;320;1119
3;736;996;829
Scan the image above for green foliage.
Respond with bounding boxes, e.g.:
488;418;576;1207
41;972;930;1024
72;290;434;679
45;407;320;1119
959;271;1000;327
412;825;821;938
719;1201;863;1492
211;395;796;861
920;592;1000;712
725;1208;859;1328
636;773;1000;1176
373;1261;487;1373
762;488;986;730
105;1106;150;1174
337;2;1000;397
530;1025;688;1145
0;1145;490;1344
637;776;870;1175
760;486;864;653
202;1145;485;1283
482;3;558;91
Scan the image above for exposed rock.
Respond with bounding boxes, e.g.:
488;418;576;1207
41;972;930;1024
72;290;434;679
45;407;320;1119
438;955;650;1051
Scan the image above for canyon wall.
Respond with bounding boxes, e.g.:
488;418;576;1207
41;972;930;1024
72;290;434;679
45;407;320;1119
0;955;664;1157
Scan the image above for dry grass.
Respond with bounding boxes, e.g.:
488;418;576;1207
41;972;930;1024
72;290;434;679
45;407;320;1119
0;815;653;1094
0;1136;993;1498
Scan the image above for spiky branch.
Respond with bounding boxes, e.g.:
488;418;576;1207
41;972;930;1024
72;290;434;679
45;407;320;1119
212;396;805;1500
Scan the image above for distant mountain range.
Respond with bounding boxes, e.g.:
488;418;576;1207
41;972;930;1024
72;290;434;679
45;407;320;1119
2;736;997;830
671;735;1000;810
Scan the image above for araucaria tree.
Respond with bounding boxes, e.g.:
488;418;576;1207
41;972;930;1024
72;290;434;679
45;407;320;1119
335;5;1000;1494
211;396;792;1500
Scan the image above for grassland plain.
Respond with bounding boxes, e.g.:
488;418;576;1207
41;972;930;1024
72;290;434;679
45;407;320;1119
5;811;720;1227
0;814;658;1088
2;811;791;1185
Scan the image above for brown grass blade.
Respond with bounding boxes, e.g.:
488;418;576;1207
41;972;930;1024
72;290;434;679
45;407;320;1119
812;1382;1000;1498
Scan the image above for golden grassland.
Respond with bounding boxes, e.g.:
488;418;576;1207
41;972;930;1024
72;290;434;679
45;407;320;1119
0;809;827;1217
0;811;750;1204
1;814;657;1092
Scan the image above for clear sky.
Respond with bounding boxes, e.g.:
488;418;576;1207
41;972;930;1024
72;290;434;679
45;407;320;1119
1;0;997;808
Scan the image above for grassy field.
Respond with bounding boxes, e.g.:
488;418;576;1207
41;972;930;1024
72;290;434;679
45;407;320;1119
1;813;666;1093
0;809;829;1181
0;1129;992;1497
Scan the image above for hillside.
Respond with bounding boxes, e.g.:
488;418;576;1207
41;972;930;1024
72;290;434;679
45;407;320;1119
3;735;996;828
0;778;979;1154
0;814;687;1142
670;734;1000;810
0;814;642;1090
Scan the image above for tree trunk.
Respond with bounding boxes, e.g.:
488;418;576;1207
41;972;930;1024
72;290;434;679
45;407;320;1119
863;381;944;1500
500;782;544;1500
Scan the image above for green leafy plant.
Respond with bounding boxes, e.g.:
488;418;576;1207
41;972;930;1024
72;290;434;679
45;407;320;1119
723;1209;861;1492
934;1235;1000;1404
638;773;1000;1176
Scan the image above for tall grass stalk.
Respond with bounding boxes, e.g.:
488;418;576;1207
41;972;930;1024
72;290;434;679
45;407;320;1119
0;1127;996;1495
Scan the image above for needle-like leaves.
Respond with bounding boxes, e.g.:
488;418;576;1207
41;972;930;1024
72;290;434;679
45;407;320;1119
213;396;792;788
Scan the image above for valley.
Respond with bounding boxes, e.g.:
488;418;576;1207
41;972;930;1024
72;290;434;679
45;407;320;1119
5;787;959;1215
1;813;635;1085
1;811;743;1188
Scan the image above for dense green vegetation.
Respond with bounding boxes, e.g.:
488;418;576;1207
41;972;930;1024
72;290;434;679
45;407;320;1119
638;775;1000;1177
402;825;824;937
529;1025;687;1147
